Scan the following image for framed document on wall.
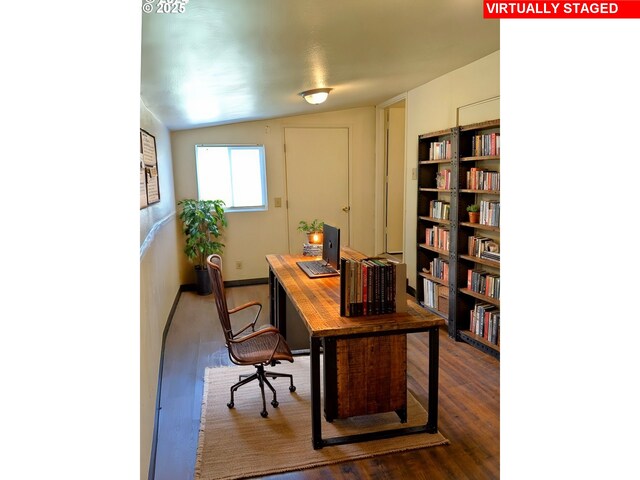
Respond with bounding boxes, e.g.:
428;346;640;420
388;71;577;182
140;150;147;209
140;128;160;207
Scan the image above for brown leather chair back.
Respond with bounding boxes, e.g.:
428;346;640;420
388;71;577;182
206;254;234;344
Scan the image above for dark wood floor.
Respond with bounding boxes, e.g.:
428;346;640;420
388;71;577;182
152;285;500;480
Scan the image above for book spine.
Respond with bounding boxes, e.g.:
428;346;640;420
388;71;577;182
362;263;368;315
340;258;347;316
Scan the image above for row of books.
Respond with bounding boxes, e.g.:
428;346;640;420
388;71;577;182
429;200;451;220
429;257;449;281
469;132;500;157
428;140;451;160
466;168;500;191
425;225;450;252
468;235;500;261
436;169;452;190
470;303;500;345
479;200;500;227
467;269;500;299
422;278;439;309
339;257;407;317
422;278;448;315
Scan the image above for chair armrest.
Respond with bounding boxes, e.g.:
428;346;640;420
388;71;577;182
229;301;262;337
229;326;279;342
228;300;261;315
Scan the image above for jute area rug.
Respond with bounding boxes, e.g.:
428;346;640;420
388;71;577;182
194;356;449;480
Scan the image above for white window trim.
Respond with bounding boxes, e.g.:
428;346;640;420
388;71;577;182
195;144;268;213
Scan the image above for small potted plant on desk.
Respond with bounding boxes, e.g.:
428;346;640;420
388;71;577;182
467;204;480;223
298;219;324;244
178;199;227;295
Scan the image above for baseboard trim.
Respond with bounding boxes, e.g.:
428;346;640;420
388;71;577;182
181;277;269;292
148;285;187;480
225;277;269;288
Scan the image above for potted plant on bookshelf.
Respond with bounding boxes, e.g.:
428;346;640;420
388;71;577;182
467;204;480;223
297;219;324;244
178;199;227;295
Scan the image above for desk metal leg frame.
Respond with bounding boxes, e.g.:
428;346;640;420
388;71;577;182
310;328;440;450
310;337;323;449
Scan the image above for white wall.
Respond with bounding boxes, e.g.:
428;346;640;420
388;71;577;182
404;51;500;291
171;107;376;283
140;99;181;480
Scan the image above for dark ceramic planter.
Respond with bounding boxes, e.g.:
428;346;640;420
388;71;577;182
195;265;212;296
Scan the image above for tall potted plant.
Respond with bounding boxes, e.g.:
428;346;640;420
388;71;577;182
178;199;227;295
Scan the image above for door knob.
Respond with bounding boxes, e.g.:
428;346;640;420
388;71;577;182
342;206;350;212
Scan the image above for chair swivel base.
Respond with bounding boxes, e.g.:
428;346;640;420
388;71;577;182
227;364;295;417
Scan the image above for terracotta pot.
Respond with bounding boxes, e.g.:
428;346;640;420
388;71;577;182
307;232;323;244
468;212;479;223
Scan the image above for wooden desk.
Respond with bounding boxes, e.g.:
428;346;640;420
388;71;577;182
266;252;445;449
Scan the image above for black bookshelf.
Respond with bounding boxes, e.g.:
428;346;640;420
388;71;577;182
417;120;500;359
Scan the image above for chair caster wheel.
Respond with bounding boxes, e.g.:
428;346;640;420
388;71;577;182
289;385;296;392
271;400;279;408
227;402;234;409
260;410;268;418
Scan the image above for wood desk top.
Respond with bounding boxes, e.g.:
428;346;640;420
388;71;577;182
266;253;444;337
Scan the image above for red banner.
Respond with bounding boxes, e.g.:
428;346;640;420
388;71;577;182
484;1;640;18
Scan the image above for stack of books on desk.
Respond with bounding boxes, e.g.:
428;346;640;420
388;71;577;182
339;257;407;317
303;243;323;257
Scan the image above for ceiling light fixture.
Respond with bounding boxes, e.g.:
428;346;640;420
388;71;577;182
299;87;333;105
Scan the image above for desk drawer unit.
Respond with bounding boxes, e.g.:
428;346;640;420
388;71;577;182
323;334;407;421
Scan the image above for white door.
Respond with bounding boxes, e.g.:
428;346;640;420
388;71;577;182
284;127;349;254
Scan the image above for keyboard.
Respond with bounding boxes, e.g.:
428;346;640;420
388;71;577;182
307;261;337;275
296;260;339;278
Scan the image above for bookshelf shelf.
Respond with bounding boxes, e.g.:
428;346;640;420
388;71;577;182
459;288;500;307
461;155;500;162
419;158;452;165
419;188;452;193
420;303;449;322
418;271;448;285
418;216;451;225
460;189;500;194
458;254;499;269
459;222;500;233
458;330;500;353
416;119;500;359
419;127;452;139
418;244;449;256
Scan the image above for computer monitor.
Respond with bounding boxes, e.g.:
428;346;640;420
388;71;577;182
322;223;340;271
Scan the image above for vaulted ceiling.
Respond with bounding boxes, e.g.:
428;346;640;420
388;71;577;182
140;0;499;131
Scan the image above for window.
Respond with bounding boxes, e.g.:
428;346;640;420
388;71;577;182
195;144;268;212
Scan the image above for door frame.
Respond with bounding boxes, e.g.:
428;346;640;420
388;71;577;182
375;93;407;257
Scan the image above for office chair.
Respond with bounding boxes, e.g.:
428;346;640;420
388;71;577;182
206;254;296;418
